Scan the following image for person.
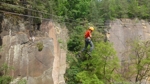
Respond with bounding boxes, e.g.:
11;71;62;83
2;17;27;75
81;27;94;54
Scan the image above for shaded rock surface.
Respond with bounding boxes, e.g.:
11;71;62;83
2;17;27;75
108;19;150;61
108;19;150;83
0;14;68;84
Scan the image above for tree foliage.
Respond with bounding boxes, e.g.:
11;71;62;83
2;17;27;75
122;40;150;83
67;26;84;51
66;41;122;84
0;63;13;84
87;42;121;84
1;0;150;29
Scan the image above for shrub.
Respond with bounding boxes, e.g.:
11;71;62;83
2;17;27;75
36;42;44;51
0;76;12;84
67;35;82;51
0;64;13;84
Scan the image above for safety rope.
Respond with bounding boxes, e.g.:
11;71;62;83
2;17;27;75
0;2;58;17
0;10;50;20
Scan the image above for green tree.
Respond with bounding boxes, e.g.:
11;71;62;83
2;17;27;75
128;0;139;18
76;71;104;84
130;41;150;83
115;0;129;18
67;26;84;51
122;40;150;83
76;42;122;84
89;0;104;25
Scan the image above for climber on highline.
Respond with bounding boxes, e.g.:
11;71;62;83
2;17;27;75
80;26;94;54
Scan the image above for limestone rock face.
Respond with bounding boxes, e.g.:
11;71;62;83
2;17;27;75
0;14;67;84
107;19;150;83
108;19;150;60
40;21;67;84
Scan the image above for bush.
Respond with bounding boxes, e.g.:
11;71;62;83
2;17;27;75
0;64;13;84
18;79;27;84
36;42;44;51
0;76;12;84
67;26;85;51
67;35;82;51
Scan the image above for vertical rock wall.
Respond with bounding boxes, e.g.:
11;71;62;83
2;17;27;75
40;21;67;84
0;14;67;84
108;19;150;61
108;19;150;82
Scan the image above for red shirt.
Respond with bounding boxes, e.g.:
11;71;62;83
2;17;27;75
84;30;91;38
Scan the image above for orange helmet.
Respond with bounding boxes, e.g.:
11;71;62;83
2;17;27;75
89;27;94;31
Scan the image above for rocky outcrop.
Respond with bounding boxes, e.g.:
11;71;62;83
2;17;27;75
108;19;150;61
0;14;68;84
107;19;150;83
40;21;68;84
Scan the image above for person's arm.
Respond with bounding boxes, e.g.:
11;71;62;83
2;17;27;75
89;33;92;38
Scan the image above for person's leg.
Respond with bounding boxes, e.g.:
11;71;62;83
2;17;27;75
89;40;94;52
81;39;89;52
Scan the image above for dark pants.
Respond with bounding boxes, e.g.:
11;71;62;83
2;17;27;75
81;38;94;52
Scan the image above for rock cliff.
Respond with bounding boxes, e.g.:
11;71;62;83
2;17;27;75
0;13;68;84
107;19;150;83
108;19;150;61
